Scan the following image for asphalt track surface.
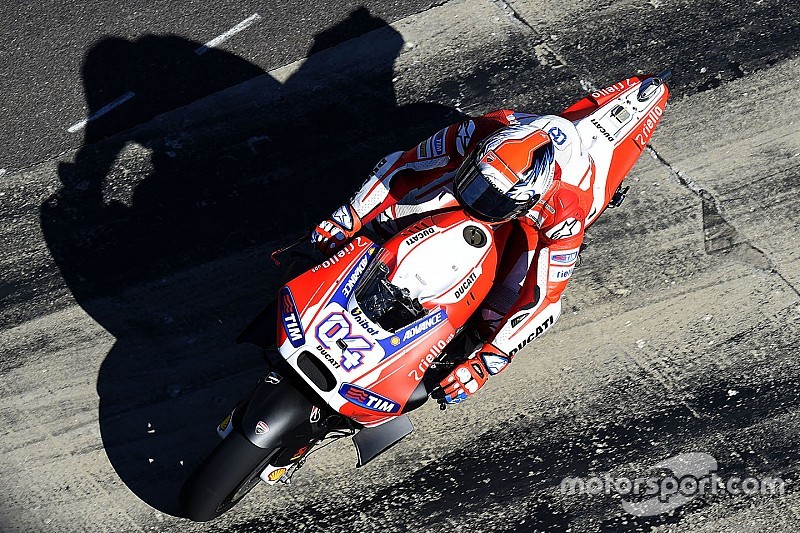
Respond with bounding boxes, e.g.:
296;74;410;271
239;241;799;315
0;1;434;169
1;0;799;531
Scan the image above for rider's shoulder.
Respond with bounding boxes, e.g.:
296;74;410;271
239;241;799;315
452;109;519;157
545;186;586;239
525;183;587;237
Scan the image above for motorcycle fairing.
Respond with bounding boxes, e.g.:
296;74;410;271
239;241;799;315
279;213;499;426
275;74;669;427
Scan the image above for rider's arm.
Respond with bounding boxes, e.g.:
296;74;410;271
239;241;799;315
350;110;517;226
312;110;517;254
488;187;586;361
437;187;586;404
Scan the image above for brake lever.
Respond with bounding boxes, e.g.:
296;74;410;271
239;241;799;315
271;234;310;266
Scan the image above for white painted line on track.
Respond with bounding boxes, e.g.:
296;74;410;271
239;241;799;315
194;13;262;55
66;14;261;132
67;91;136;133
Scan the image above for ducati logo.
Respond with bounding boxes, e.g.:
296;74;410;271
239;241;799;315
255;421;270;435
453;271;478;299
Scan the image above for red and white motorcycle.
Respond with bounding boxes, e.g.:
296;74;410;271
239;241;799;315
181;71;671;521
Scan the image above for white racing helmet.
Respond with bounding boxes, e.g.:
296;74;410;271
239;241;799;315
454;124;555;222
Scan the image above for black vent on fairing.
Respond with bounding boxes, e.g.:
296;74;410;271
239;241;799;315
297;351;337;392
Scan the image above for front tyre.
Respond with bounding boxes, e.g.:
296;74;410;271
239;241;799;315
181;431;278;522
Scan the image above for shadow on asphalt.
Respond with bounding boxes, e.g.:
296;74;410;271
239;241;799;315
40;8;460;517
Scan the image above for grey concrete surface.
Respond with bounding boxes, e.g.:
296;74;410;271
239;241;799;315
0;0;799;531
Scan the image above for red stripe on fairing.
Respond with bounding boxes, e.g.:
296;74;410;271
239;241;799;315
303;278;343;327
577;160;594;189
360;359;409;388
391;228;440;274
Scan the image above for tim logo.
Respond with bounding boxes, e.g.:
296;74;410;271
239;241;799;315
340;383;400;413
551;251;578;264
315;312;373;371
280;286;304;348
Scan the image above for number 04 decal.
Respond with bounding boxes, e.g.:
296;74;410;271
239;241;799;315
315;312;373;371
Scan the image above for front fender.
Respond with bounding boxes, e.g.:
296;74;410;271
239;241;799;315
233;372;317;449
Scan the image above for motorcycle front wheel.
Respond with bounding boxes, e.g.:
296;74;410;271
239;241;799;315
180;430;278;522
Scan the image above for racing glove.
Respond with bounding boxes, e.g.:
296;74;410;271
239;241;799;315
311;204;362;255
438;344;510;405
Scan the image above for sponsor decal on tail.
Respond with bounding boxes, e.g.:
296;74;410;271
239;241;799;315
260;465;287;484
267;468;287;482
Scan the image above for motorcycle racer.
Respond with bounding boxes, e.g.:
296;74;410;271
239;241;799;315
311;110;594;405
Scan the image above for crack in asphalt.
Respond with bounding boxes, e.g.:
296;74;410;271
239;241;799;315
646;145;724;211
646;145;800;299
488;0;537;33
488;0;570;75
526;21;792;294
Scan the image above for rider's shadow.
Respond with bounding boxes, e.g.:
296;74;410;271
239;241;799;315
40;8;460;516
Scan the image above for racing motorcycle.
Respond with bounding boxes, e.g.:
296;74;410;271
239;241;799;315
181;71;671;521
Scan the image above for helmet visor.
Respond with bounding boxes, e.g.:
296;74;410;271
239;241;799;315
454;161;531;222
